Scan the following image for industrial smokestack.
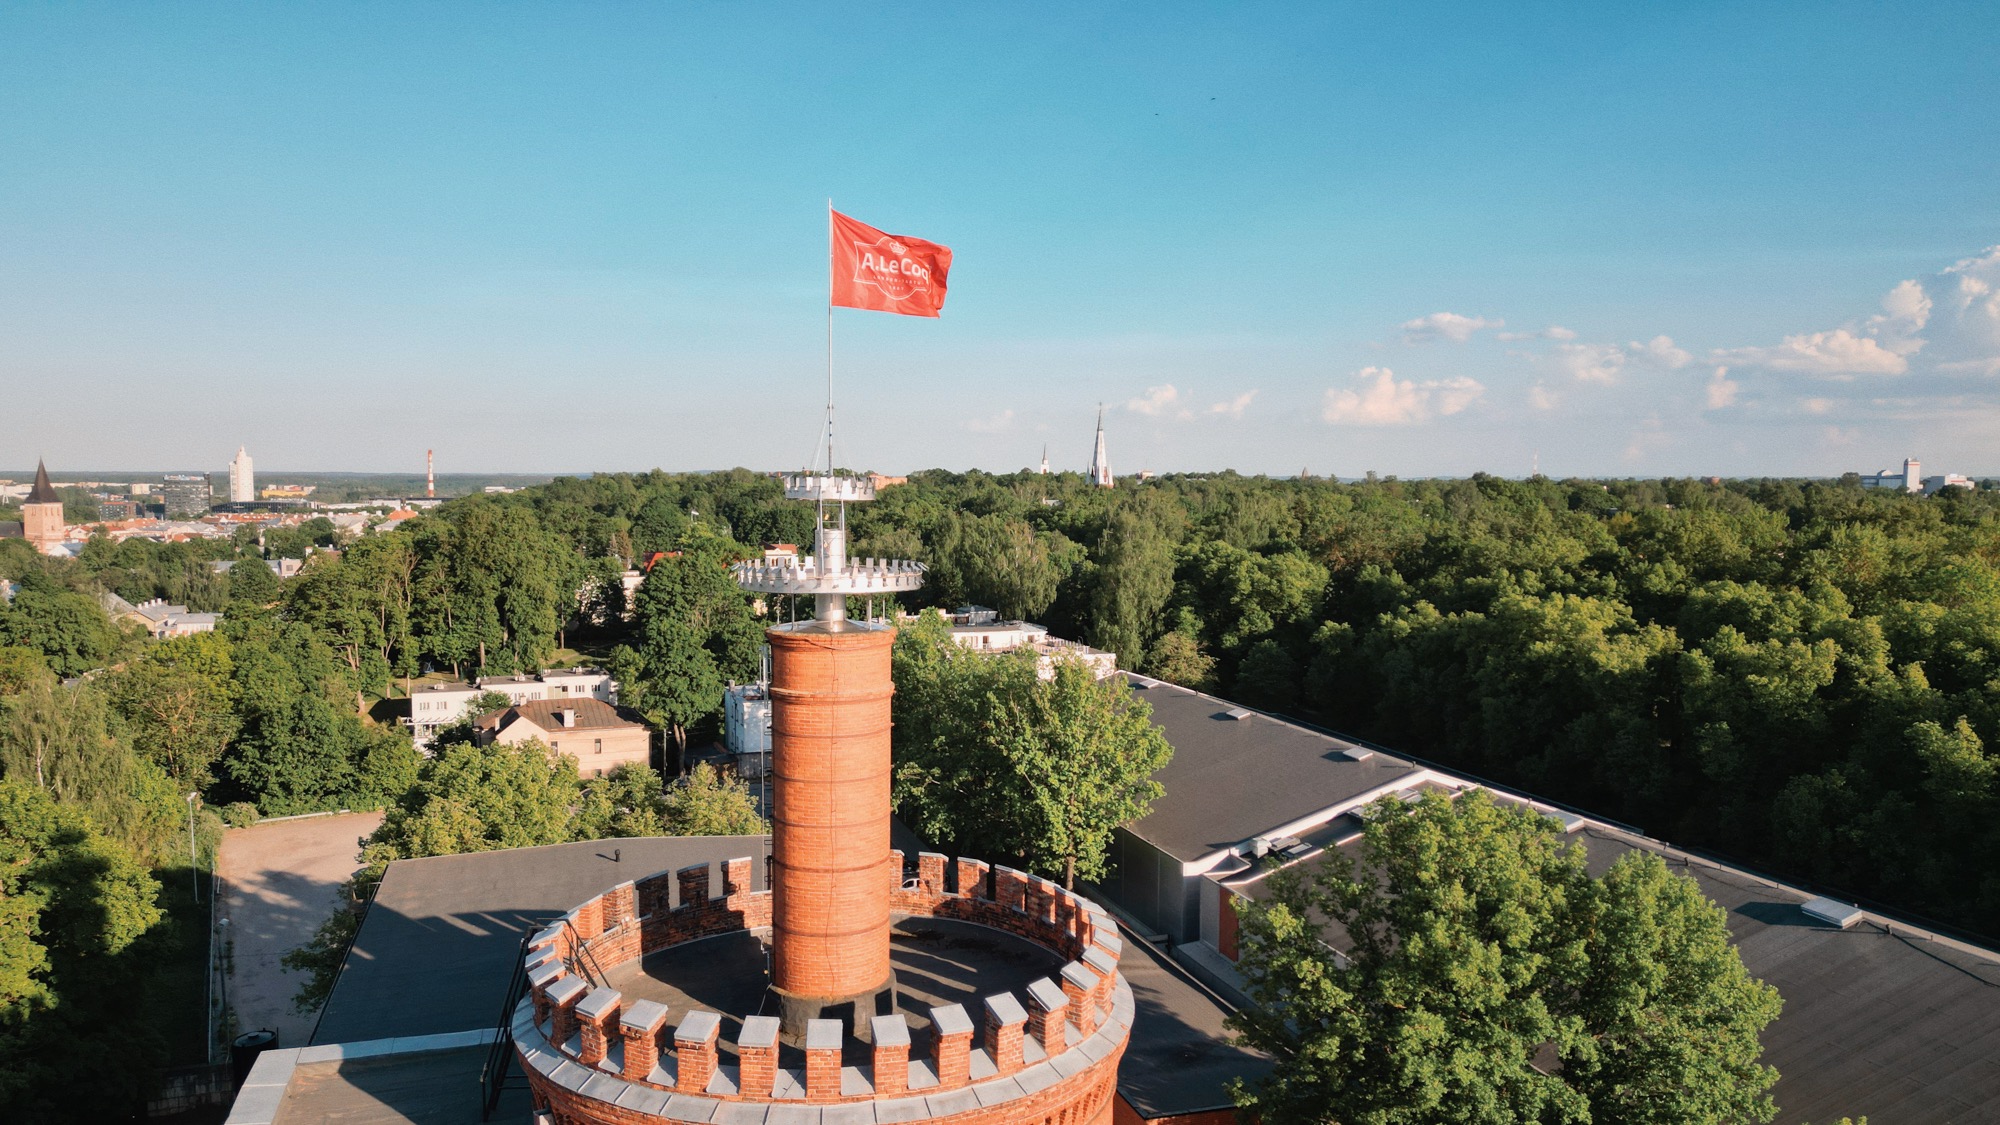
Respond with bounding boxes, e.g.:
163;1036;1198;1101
426;449;435;499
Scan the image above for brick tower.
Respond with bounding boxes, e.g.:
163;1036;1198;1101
739;473;922;1037
512;472;1132;1125
22;460;65;552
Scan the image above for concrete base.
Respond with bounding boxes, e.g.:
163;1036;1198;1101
769;976;897;1044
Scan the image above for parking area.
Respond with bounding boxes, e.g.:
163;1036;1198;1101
216;811;384;1049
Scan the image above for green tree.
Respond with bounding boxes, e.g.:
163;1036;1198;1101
225;556;281;607
1144;629;1217;692
0;678;183;864
1234;638;1300;711
1087;497;1179;669
994;659;1172;888
660;762;768;836
1228;790;1780;1125
621;540;758;764
0;781;165;1122
575;762;672;838
0;576;118;678
362;740;582;870
111;631;239;787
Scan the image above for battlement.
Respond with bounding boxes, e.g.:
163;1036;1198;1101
514;852;1130;1119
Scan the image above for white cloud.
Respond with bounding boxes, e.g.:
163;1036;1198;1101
1207;390;1258;419
1124;384;1191;418
1631;334;1692;368
1868;279;1931;357
1712;249;2000;378
1401;312;1503;344
1717;328;1909;376
1554;342;1627;384
1623;416;1672;462
1528;382;1560;411
1704;366;1739;410
1498;325;1577;342
1929;246;2000;375
966;409;1014;433
1321;367;1484;426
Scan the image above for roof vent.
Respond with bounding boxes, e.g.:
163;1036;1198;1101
1551;810;1586;833
1223;707;1253;721
1801;897;1865;929
1337;746;1374;762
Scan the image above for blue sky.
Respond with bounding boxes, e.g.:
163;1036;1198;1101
5;3;1998;478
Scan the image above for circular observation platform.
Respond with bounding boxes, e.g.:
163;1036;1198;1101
513;852;1132;1125
731;556;926;598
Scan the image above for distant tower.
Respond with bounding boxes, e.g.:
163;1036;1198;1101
22;460;65;552
1904;457;1921;494
1087;406;1113;488
426;449;435;499
1039;445;1051;475
229;446;255;503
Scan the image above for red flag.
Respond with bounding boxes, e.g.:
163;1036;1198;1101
830;210;952;317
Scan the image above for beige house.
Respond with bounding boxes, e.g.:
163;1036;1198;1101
472;698;651;777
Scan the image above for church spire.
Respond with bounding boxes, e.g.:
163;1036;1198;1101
27;459;58;504
1088;406;1113;488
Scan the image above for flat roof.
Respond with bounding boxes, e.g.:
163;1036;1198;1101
311;835;767;1046
1228;812;2000;1123
293;830;1252;1121
1123;675;1422;861
1115;929;1271;1119
1575;824;2000;1124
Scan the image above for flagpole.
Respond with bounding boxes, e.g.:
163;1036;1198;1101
826;199;835;473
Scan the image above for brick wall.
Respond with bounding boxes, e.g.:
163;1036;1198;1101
518;850;1131;1124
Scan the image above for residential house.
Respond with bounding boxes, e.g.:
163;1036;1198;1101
471;697;650;777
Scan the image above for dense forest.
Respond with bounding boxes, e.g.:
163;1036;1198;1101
8;468;2000;942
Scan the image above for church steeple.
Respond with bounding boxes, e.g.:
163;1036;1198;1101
27;460;58;504
1087;406;1113;488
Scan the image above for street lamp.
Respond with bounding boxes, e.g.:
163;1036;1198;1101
186;792;202;904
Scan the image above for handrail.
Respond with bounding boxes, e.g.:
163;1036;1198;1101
561;917;608;987
478;932;534;1120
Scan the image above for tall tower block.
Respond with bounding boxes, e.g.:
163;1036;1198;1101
735;473;923;1034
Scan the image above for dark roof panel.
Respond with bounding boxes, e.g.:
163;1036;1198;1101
1124;675;1421;861
311;835;768;1045
27;460;58;504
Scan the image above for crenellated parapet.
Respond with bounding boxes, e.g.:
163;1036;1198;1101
514;853;1130;1123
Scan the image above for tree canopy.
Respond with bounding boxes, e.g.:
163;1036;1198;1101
893;611;1172;887
1229;789;1782;1125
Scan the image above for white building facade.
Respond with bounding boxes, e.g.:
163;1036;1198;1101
405;667;617;749
229;446;255;503
722;683;773;778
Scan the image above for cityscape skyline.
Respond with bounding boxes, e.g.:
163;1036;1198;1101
3;5;1997;477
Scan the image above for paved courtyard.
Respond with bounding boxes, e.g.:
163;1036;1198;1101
216;811;383;1049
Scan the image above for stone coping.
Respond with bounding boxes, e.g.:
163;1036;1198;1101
514;973;1135;1122
518;852;1129;1109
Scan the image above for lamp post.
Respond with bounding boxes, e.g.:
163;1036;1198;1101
186;792;201;904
